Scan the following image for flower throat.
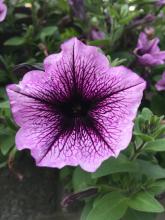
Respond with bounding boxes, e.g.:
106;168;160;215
57;93;92;118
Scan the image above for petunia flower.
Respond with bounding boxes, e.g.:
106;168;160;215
155;0;165;7
67;0;85;20
0;0;7;22
134;32;165;66
90;28;105;40
155;72;165;91
144;27;155;39
128;14;156;29
6;38;146;172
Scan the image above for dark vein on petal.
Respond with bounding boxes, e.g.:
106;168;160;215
10;88;53;106
93;81;144;104
72;42;77;92
83;117;115;155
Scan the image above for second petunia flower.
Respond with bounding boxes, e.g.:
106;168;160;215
7;38;146;172
0;0;7;22
156;0;165;7
134;32;165;66
155;72;165;91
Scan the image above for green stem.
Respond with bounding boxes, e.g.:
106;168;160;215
99;184;123;193
130;143;145;161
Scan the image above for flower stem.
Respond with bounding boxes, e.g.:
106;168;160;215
130;143;145;161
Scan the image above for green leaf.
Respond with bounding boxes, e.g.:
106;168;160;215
0;101;9;109
122;208;156;220
120;4;129;17
141;108;153;121
128;191;164;213
144;139;165;152
148;180;165;195
92;154;137;179
0;161;7;168
80;200;93;220
111;58;127;66
133;132;154;142
152;125;165;138
151;95;165;116
111;51;134;66
87;192;128;220
73;167;95;191
134;115;144;133
39;26;58;41
92;195;104;208
5;116;17;131
88;39;110;47
15;13;29;20
136;159;165;179
0;134;14;155
60;167;73;179
4;37;25;46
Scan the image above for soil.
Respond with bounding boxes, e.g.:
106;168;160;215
0;152;80;220
0;151;164;220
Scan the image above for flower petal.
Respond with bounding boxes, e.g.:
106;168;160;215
44;37;110;74
137;32;148;49
15;119;133;172
89;66;146;154
135;32;165;66
14;66;145;172
138;53;165;66
44;53;63;72
155;80;165;91
6;70;60;126
0;2;7;22
155;72;165;91
149;38;160;53
44;38;111;100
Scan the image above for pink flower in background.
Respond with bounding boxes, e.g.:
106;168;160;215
90;28;105;40
0;0;7;22
68;0;85;20
156;0;165;6
7;38;145;172
134;32;165;66
129;14;156;29
155;72;165;91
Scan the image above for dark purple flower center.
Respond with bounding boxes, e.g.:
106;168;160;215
136;41;155;56
136;48;147;56
56;93;92;119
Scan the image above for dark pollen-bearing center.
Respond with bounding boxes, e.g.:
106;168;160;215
56;93;92;119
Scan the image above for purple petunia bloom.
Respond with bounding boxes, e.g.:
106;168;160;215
156;0;165;6
134;32;165;66
68;0;85;20
90;28;105;40
129;14;156;29
6;38;146;172
0;0;7;22
155;72;165;91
